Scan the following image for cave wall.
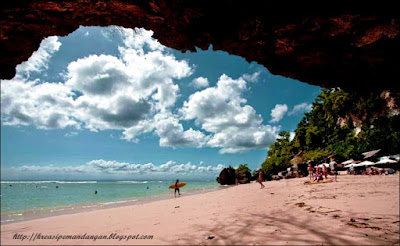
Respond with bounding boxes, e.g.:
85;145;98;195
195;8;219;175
1;1;399;91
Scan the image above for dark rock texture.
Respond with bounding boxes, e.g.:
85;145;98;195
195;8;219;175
236;171;251;184
216;168;252;185
1;1;400;91
217;167;236;185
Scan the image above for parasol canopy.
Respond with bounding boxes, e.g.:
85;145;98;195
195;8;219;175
344;163;363;168
362;149;381;159
375;157;398;164
358;160;375;166
341;159;355;165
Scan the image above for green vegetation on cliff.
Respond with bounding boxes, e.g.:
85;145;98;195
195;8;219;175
261;88;400;175
235;164;251;175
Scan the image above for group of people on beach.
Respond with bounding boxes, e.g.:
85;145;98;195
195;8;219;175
352;167;396;176
238;157;340;190
308;158;338;182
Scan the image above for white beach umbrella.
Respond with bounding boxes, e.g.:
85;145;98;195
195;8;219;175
344;163;363;168
391;154;400;161
358;160;375;166
318;163;330;167
341;159;355;165
375;158;398;164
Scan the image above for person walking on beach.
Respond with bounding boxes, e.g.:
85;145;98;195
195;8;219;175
258;169;265;189
174;179;181;197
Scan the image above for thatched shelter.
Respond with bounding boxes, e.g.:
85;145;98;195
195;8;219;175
290;151;308;177
290;150;306;165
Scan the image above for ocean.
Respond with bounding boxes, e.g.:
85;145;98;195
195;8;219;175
1;180;220;224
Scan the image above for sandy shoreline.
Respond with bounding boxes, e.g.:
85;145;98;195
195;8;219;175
1;174;399;245
1;186;225;225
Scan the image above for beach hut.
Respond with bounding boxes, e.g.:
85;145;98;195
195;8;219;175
362;149;381;159
290;150;306;165
290;151;309;176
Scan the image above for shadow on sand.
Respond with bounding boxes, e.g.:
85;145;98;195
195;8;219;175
163;209;387;245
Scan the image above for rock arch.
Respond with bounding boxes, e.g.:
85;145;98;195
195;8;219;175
1;1;399;91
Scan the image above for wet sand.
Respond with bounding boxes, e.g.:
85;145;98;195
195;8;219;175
1;174;399;245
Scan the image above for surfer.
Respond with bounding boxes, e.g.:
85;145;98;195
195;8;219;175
174;179;181;197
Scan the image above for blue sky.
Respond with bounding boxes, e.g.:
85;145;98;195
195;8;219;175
1;26;321;180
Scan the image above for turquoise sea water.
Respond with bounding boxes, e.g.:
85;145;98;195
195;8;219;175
1;180;219;223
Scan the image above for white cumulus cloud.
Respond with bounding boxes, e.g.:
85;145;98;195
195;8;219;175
1;27;281;154
190;77;209;88
1;159;226;180
180;74;279;153
1;27;193;141
241;71;261;83
269;104;288;123
154;112;209;148
15;36;62;78
288;102;313;115
1;79;78;129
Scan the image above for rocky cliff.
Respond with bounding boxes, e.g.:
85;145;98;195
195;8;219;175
1;1;399;91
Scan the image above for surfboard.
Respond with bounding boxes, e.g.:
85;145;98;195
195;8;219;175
169;182;186;189
303;179;333;185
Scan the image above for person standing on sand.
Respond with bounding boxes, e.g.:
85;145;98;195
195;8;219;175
308;164;314;180
258;169;265;189
330;158;338;181
174;179;181;197
323;164;328;179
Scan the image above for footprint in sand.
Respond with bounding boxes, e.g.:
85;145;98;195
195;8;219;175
295;202;306;207
347;222;381;230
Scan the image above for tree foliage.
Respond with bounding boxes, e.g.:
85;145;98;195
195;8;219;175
236;164;251;174
261;88;400;176
261;131;293;175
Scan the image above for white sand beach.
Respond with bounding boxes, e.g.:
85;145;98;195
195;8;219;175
1;174;399;245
